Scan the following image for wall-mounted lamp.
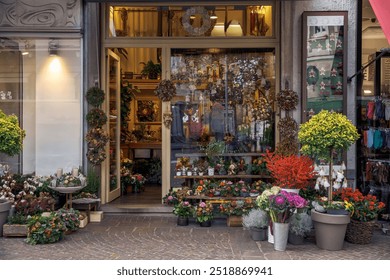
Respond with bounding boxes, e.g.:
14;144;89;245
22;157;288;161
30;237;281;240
48;40;59;57
19;41;29;56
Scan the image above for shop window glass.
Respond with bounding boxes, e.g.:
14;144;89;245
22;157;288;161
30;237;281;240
0;38;82;175
169;48;275;186
108;5;273;38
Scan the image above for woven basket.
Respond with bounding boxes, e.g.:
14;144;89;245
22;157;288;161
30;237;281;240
345;219;376;244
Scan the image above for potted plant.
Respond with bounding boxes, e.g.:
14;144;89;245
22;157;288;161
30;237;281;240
129;173;146;193
242;208;269;241
26;212;66;245
140;60;161;79
56;208;81;233
194;201;214;227
219;198;255;227
173;200;193;226
264;150;316;193
298;110;360;250
288;211;312;245
202;140;225;175
339;187;386;244
0;110;25;235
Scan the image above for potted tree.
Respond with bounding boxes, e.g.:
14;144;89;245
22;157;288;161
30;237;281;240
0;110;25;236
298;110;360;250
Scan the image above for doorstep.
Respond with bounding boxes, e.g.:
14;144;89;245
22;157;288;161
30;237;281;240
101;204;173;214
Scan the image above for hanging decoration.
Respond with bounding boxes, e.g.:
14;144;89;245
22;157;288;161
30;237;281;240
251;96;272;121
163;112;173;129
181;6;212;36
154;79;177;102
85;86;109;165
278;116;298;140
276;89;298;111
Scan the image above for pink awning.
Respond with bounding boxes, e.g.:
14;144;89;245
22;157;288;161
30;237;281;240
369;0;390;44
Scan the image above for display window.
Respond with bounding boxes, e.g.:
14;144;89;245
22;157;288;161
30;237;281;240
108;4;273;38
0;38;82;175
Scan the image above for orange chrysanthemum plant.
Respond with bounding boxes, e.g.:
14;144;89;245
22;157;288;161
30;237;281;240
337;188;386;222
265;150;316;190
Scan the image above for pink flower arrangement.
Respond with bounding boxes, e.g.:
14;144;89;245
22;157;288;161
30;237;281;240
269;191;308;223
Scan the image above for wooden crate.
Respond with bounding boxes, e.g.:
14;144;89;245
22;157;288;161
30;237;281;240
89;211;103;222
3;224;28;237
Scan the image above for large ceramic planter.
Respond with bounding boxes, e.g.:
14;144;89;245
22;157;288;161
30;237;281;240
0;199;12;236
273;222;290;251
311;209;350;251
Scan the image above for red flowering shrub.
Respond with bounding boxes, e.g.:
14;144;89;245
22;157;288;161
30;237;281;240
338;188;386;222
265;150;316;189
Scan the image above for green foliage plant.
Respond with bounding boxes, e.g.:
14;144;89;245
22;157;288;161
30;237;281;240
0;109;26;156
26;213;66;245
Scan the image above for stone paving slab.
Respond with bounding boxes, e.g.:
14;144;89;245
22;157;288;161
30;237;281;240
0;214;389;260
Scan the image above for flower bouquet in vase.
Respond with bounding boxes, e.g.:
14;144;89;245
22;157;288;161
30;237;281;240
268;191;308;251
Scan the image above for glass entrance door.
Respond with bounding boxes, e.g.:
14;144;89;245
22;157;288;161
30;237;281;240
105;50;121;202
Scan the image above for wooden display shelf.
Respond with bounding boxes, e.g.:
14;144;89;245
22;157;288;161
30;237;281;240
174;174;270;179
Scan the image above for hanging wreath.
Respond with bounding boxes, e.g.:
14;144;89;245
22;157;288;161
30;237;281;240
85;128;109;165
275;139;299;157
181;6;211;36
86;108;108;128
278;116;298;140
154;79;177;101
86;87;105;107
276;89;298;111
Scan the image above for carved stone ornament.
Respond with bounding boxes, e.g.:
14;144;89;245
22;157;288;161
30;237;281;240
0;0;81;30
163;112;173;129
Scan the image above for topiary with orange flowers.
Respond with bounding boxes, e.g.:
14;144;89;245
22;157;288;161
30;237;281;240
336;188;385;222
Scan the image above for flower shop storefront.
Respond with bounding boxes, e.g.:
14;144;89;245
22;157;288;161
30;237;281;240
100;1;280;206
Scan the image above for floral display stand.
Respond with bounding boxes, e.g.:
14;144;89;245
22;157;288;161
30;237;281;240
49;185;85;209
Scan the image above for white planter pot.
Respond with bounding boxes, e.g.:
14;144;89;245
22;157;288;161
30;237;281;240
208;167;214;176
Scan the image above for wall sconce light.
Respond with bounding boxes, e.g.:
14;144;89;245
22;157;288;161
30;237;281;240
19;41;29;56
48;40;59;56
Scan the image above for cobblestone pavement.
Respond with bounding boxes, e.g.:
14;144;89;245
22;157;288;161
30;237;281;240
0;214;389;260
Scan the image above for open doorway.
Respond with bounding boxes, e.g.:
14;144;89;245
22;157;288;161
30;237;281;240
105;47;163;210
